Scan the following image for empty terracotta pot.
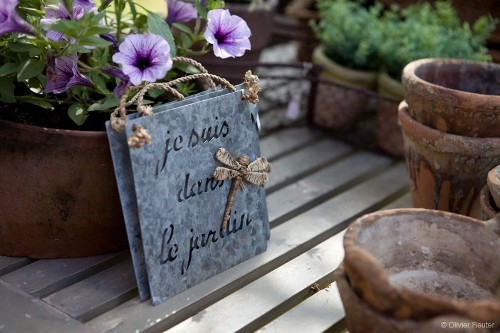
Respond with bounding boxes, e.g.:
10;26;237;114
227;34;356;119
342;208;500;325
335;266;492;333
402;58;500;137
398;102;500;216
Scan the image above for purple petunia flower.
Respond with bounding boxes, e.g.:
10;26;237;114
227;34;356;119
74;0;95;11
40;3;86;41
102;66;130;97
165;0;197;26
44;55;93;94
0;0;35;36
112;33;172;86
204;9;251;59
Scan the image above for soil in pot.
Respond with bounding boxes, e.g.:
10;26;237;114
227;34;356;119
335;266;492;333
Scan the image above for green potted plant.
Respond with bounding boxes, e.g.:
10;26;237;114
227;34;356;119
0;0;253;258
309;0;384;132
376;0;496;156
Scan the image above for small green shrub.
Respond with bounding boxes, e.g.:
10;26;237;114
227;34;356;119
379;1;497;80
310;0;384;71
310;0;497;80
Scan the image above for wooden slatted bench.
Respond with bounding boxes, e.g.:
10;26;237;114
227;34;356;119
0;125;411;333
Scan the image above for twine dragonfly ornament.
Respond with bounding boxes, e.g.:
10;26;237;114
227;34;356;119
213;148;272;230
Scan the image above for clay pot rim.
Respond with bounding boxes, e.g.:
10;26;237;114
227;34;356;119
335;265;493;332
402;58;500;107
312;46;379;89
398;102;500;153
343;207;500;321
0;119;108;147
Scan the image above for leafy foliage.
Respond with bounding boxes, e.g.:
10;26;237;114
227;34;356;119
310;0;497;80
310;0;384;71
0;0;249;128
378;1;497;80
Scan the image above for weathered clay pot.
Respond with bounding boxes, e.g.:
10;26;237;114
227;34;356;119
480;185;497;220
398;102;500;216
311;46;377;132
487;165;500;209
402;58;500;137
376;72;405;156
335;266;492;333
481;165;500;220
0;120;128;258
342;208;500;326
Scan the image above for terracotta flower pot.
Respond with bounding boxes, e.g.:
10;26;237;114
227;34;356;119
376;72;405;156
481;165;500;220
335;266;490;333
480;185;498;220
342;208;500;325
0;120;128;258
311;46;377;132
398;102;500;216
402;58;500;137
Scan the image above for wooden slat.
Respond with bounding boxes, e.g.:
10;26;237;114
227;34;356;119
267;150;392;225
257;281;346;333
0;126;413;333
259;126;323;160
259;194;414;333
0;280;93;333
266;139;353;192
2;252;126;297
43;260;137;322
164;164;409;332
87;163;409;333
0;256;33;275
166;232;346;333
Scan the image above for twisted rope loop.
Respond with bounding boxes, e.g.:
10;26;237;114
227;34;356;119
110;58;260;148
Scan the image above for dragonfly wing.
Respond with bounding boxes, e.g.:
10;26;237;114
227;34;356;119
215;148;241;169
214;167;240;180
244;172;268;186
248;157;272;173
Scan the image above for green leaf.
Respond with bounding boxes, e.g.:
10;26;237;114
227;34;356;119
172;23;194;35
0;78;16;103
17;59;45;81
21;96;55;109
0;63;18;77
8;42;41;56
68;103;88;126
79;36;112;48
88;97;119;111
147;11;176;57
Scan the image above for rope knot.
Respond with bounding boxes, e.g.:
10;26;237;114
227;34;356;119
127;124;152;148
241;70;261;104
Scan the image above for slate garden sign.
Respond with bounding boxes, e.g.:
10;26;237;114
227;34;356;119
106;71;271;305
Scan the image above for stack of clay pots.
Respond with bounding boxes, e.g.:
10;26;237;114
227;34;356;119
480;165;500;219
337;208;500;333
399;58;500;218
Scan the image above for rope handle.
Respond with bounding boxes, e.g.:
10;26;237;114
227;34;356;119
110;56;236;134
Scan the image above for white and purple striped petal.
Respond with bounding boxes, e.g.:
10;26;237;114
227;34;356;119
204;9;251;59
